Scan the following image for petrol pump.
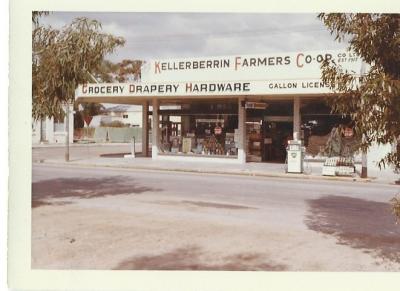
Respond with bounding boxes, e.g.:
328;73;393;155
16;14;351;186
286;132;304;173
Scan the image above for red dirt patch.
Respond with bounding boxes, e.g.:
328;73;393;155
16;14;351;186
305;195;400;264
114;246;286;271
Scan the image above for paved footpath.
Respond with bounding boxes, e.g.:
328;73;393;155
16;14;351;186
32;163;400;271
33;144;400;185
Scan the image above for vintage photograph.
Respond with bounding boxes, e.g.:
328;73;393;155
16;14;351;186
31;12;400;271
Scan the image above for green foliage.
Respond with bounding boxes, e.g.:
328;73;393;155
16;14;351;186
93;60;119;82
32;11;49;26
319;13;400;170
322;125;360;157
114;59;143;82
80;102;105;117
74;102;106;129
390;195;400;223
93;59;143;83
32;14;125;120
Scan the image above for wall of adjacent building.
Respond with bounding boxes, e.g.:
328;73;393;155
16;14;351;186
32;104;74;144
367;142;399;178
121;110;142;127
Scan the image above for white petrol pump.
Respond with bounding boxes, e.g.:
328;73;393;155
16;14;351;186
286;133;304;173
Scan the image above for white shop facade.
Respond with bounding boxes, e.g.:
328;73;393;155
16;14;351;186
75;50;393;169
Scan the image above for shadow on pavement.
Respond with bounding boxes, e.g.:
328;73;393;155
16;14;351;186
114;245;287;271
181;200;257;210
146;200;258;210
32;176;162;208
99;152;145;158
305;195;400;263
99;153;130;158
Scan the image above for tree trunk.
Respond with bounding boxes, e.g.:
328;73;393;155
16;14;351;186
361;134;368;178
361;151;368;178
65;103;70;162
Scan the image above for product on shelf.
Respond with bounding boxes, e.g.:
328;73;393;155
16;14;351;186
246;122;263;162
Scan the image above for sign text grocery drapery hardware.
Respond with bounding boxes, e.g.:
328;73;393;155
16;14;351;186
77;79;333;100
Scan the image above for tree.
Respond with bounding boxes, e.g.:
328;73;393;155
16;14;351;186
114;59;143;82
92;60;119;83
73;58;142;129
32;13;125;160
93;59;143;83
79;102;106;127
392;196;400;223
318;13;400;171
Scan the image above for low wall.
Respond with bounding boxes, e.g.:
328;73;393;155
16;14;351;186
93;127;143;143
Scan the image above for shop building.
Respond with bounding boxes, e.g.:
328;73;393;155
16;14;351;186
75;50;396;172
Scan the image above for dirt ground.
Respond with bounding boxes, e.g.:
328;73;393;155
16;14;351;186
31;164;400;271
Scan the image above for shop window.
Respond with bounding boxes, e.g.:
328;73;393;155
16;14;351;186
158;101;238;157
302;115;358;158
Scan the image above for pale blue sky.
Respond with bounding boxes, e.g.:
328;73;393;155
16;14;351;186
40;12;347;62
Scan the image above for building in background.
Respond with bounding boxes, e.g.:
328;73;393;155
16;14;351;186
32;103;74;144
89;104;143;128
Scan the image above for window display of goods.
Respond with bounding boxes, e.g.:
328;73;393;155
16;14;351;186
306;134;330;156
224;133;237;155
159;115;238;157
246;122;263;161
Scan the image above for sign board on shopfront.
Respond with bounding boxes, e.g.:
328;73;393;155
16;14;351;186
75;50;364;101
245;102;268;109
76;79;337;100
141;50;363;82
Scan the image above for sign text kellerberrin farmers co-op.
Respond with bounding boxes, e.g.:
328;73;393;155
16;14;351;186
76;50;362;99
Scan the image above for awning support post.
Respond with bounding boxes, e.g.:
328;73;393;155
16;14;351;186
142;101;149;157
151;98;159;159
238;97;247;164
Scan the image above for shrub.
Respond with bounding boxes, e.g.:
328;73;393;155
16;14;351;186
390;195;400;224
100;120;129;127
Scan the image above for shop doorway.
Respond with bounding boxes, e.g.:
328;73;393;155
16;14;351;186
263;120;293;162
246;99;294;163
246;119;292;163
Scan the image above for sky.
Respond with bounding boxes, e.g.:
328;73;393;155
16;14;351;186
39;12;348;62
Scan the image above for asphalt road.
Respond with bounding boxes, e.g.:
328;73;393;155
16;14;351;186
32;163;400;271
